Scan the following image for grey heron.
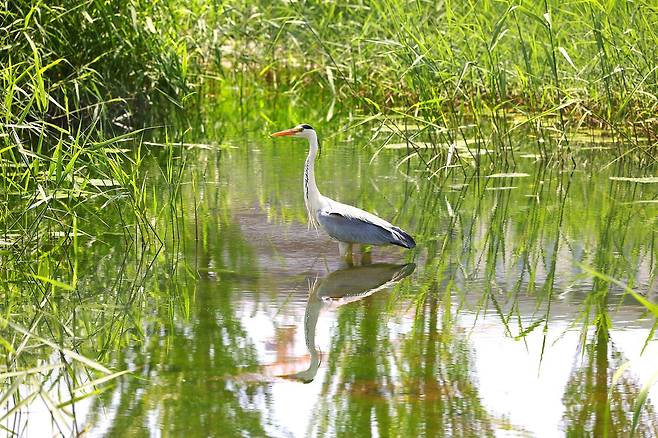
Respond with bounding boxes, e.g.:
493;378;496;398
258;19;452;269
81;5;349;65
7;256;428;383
271;124;416;259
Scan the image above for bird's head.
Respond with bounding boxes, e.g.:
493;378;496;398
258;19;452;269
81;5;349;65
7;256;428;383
271;124;315;139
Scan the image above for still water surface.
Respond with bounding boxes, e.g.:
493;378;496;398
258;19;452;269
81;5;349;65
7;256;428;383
16;117;658;436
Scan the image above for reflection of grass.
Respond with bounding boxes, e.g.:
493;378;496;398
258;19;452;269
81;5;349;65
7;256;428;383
406;153;657;434
308;288;498;437
581;265;658;318
412;163;657;321
0;140;189;433
578;264;658;437
561;327;658;437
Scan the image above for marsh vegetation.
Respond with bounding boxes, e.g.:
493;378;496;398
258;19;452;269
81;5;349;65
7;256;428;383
1;1;657;436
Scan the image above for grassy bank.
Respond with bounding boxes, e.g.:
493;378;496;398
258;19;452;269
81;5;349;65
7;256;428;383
0;1;195;422
205;0;658;163
3;1;658;161
252;0;658;121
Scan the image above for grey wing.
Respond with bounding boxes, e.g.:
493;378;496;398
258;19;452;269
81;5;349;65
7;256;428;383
317;209;415;248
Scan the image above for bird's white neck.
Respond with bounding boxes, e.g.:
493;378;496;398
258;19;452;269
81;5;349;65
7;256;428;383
304;133;323;228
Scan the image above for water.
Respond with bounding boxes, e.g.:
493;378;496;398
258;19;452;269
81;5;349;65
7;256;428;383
3;106;658;436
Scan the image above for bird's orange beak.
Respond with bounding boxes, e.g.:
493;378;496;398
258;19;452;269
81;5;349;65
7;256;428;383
271;128;301;137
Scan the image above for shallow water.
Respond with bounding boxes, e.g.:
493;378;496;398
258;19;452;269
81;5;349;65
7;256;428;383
4;110;658;436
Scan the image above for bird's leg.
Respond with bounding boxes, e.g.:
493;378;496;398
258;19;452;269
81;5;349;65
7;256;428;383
338;241;352;257
338;242;353;266
361;245;372;266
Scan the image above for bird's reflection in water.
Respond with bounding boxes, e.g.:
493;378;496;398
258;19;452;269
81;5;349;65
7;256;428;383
282;263;416;383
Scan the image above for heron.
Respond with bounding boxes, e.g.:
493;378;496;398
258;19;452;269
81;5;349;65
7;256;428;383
271;124;416;259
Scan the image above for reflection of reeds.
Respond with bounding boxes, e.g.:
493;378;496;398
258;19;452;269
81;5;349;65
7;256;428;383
408;156;657;434
306;272;497;437
412;161;656;324
562;326;658;437
0;138;191;434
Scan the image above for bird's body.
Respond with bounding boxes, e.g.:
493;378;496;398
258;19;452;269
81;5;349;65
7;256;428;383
272;124;416;258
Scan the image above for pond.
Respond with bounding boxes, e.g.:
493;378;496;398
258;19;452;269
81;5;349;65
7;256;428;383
4;94;658;437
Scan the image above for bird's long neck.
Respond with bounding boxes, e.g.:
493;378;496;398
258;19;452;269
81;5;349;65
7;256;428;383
303;288;322;380
304;133;322;227
284;283;322;382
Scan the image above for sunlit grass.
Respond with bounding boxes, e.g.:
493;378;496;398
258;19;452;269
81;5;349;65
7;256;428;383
202;0;658;164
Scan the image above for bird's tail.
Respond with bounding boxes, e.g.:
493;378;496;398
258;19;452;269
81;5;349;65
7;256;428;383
391;227;416;249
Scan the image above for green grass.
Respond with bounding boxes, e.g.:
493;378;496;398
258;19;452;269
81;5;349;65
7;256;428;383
0;2;196;428
198;0;658;163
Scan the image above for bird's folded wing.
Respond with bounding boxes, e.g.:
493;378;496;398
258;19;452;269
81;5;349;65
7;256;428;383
317;209;395;245
323;201;395;228
317;202;416;248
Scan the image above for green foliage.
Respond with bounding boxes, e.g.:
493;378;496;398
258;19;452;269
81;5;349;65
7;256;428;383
1;0;190;115
204;0;658;162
